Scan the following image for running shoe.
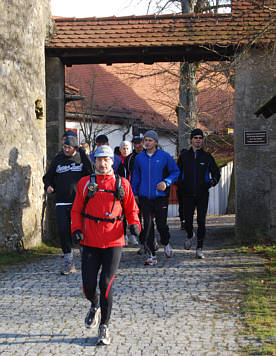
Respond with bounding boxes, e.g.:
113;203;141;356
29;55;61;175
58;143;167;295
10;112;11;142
60;260;75;275
184;233;195;250
128;234;139;246
164;243;173;258
85;306;100;329
124;235;128;247
196;248;205;259
137;245;146;255
144;254;157;266
153;241;159;252
96;324;111;346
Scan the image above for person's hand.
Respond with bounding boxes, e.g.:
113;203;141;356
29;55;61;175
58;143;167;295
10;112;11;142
210;178;217;187
129;224;140;237
72;230;83;245
156;181;167;191
47;186;54;194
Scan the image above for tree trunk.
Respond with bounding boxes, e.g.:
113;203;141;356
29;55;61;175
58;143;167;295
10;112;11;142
177;0;198;151
178;61;198;150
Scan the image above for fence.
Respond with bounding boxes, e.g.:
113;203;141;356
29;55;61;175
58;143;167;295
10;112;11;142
168;161;233;217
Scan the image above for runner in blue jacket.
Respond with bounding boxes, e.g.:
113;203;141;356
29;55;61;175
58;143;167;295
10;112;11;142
131;130;179;265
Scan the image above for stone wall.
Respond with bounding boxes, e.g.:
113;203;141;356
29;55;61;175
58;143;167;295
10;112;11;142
0;0;54;249
44;58;65;241
234;48;276;242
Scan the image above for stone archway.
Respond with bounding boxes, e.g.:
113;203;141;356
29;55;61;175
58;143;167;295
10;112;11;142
45;3;276;242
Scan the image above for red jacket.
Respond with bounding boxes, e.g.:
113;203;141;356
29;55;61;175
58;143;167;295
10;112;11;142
71;174;141;248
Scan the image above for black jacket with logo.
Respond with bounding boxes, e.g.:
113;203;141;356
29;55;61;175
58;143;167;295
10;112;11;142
43;150;93;204
177;147;220;197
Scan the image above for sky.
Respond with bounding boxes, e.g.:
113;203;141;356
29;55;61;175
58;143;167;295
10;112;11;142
50;0;150;18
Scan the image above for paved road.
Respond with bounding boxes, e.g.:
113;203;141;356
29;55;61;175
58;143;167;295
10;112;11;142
0;215;265;355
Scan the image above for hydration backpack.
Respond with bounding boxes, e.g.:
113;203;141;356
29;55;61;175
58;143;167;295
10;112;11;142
81;173;125;223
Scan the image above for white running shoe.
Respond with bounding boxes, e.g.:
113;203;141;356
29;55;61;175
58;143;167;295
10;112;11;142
124;235;128;247
144;254;157;266
85;306;100;329
96;324;111;346
128;234;139;246
196;248;205;259
164;243;173;258
61;253;75;275
184;233;195;250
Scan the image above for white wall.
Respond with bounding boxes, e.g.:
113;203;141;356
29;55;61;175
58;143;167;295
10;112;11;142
66;120;177;157
207;161;233;215
168;162;233;217
158;136;177;158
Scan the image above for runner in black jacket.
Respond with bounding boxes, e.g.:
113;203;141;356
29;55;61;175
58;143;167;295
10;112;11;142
43;135;94;274
177;129;220;259
124;134;145;249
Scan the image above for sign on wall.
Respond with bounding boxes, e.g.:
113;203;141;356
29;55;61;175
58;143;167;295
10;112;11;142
243;130;268;145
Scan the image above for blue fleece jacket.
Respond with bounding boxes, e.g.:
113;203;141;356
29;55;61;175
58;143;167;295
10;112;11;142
131;149;180;199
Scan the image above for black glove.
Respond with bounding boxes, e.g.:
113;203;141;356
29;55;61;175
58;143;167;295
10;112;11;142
72;229;83;245
129;224;140;237
210;178;217;187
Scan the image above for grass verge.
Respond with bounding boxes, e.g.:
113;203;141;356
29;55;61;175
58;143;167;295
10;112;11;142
0;243;60;268
238;245;276;355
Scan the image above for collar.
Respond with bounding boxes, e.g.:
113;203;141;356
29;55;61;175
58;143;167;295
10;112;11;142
95;168;114;175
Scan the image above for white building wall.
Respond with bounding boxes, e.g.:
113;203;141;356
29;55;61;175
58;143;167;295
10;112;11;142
207;161;233;215
168;162;233;217
66;120;176;156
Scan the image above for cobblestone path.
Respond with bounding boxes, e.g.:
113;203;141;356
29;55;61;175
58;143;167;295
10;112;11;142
0;215;265;355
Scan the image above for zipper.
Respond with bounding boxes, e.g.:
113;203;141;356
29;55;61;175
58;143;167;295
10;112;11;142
148;156;151;199
193;151;197;195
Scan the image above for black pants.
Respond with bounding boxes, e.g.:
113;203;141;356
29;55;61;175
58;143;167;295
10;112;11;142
56;205;72;254
82;246;122;326
139;196;170;255
182;192;209;248
177;188;184;222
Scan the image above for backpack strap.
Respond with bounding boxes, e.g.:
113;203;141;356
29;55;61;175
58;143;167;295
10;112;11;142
81;174;125;223
81;174;98;218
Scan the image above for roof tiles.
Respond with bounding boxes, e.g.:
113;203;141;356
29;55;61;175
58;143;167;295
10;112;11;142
47;1;275;52
65;63;234;132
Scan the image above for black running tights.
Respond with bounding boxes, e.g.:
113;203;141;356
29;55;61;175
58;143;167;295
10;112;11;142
81;246;122;326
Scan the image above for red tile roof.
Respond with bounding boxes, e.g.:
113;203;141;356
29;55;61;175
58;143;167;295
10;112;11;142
65;63;234;132
47;1;275;64
65;83;80;95
65;64;177;131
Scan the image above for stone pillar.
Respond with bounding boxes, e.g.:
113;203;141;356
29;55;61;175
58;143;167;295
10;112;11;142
44;57;65;241
234;49;276;242
0;0;53;249
46;57;65;162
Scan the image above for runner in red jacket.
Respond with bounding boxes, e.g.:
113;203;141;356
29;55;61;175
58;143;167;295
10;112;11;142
71;145;140;346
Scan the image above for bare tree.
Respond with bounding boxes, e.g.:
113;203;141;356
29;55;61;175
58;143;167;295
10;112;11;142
66;67;134;149
122;0;234;151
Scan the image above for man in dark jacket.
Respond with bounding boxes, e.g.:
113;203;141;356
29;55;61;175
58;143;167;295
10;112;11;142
124;134;144;181
124;134;145;248
177;128;220;259
43;134;94;275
